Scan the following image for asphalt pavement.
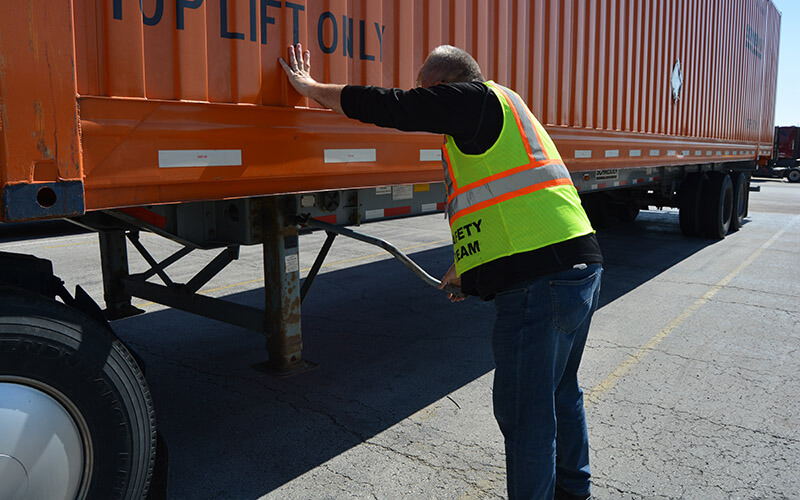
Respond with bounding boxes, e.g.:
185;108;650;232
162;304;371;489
0;178;797;499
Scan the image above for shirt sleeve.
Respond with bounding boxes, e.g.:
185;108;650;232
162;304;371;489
340;82;489;142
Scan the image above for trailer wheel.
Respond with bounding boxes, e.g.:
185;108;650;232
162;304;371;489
616;202;640;223
702;172;734;239
729;172;747;232
0;288;155;500
581;193;613;228
787;168;800;183
679;172;706;237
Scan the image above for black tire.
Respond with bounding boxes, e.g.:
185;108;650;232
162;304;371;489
0;288;155;499
679;172;706;237
787;168;800;183
702;172;734;239
615;202;640;223
581;193;614;229
729;172;747;232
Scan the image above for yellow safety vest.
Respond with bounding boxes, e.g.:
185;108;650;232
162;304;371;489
443;81;594;275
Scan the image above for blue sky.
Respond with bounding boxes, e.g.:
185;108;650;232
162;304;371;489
772;0;799;126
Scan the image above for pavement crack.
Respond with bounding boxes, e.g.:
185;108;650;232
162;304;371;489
706;296;799;317
614;398;800;445
655;279;800;300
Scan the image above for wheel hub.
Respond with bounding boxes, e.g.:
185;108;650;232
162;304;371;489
0;380;91;500
0;454;27;500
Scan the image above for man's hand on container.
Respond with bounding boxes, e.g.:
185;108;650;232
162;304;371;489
438;263;465;302
279;43;345;114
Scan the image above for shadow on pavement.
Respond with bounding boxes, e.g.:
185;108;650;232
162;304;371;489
0;219;88;243
112;209;713;499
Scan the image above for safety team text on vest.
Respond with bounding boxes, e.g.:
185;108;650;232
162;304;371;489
452;219;483;262
443;82;594;275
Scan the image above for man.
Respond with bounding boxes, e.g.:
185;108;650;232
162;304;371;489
280;44;603;500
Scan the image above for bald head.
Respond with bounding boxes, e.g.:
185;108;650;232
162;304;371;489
417;45;485;88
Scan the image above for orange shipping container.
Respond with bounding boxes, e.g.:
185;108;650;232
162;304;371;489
0;0;780;222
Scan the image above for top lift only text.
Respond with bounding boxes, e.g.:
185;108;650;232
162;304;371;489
114;0;387;62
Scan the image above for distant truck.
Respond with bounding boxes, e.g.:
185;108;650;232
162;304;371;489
0;1;782;498
754;126;800;182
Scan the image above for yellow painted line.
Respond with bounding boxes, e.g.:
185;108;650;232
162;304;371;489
0;238;93;250
43;240;92;249
133;237;452;308
200;278;264;295
585;217;798;407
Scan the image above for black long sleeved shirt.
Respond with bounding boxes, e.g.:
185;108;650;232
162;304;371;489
341;83;603;300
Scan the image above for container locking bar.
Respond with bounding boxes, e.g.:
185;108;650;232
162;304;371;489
295;214;465;299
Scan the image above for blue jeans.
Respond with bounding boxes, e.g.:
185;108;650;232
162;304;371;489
492;264;602;500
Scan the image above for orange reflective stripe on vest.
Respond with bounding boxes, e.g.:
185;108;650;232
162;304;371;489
447;162;573;221
490;84;550;162
442;81;594;274
445;83;572;222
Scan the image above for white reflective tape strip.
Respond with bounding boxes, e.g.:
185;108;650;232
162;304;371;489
605;150;619;158
575;150;592;158
419;149;442;161
421;203;438;212
158;149;242;168
650;150;660;156
629;149;641;157
324;149;376;163
365;209;384;220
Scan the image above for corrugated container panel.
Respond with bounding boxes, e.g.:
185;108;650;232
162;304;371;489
1;0;782;218
761;1;780;144
69;0;782;133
